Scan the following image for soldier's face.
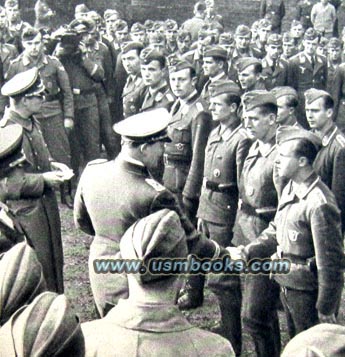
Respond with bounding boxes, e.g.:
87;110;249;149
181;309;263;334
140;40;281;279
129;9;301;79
275;141;300;179
169;68;195;99
291;25;304;39
244;107;275;141
131;31;146;44
303;39;318;56
122;49;141;75
141;60;164;88
266;44;281;60
115;28;129;43
0;10;7;29
142;141;165;180
276;96;293;125
177;36;192;54
6;6;19;22
282;40;296;57
23;33;43;59
258;26;272;43
238;65;258;91
209;93;232;121
235;34;251;50
306;98;333;130
203;56;222;77
75;12;89;21
105;16;118;34
165;28;178;43
328;47;341;62
23;95;44;114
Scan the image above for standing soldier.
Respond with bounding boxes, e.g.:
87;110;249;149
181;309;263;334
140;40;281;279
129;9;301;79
6;27;74;207
295;0;316;30
130;22;146;44
261;34;288;90
237;57;265;93
233;91;281;357
287;28;327;128
251;19;272;59
260;0;285;33
326;38;341;94
305;88;345;233
175;30;192;57
132;48;175;113
281;32;298;60
182;81;252;356
181;1;206;42
165;19;179;55
0;68;70;293
163;59;212;217
121;41;144;118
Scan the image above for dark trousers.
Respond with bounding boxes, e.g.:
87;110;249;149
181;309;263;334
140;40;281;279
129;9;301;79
242;275;281;357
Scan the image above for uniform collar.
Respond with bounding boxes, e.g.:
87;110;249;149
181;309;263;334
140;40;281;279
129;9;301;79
291;172;319;200
106;299;193;332
1;108;33;131
148;80;168;96
22;53;48;67
180;90;198;106
117;154;149;177
210;71;226;82
319;123;337;147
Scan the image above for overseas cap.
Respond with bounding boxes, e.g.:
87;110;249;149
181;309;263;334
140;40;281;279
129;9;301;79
242;90;277;111
236;57;262;73
304;28;318;41
276;126;321;151
270;86;298;100
203;45;227;60
120;209;188;284
282;323;345;357
4;0;18;8
1;67;45;98
235;24;251;37
122;41;144;54
75;3;89;14
0;292;84;357
168;59;195;74
0;242;47;326
140;47;166;65
165;19;178;31
114;19;128;31
304;88;332;105
257;18;272;29
131;22;145;33
328;37;342;49
318;37;329;48
282;32;294;43
267;33;282;46
144;19;154;30
103;9;119;20
209;80;241;97
113;108;171;143
219;32;234;45
69;18;95;33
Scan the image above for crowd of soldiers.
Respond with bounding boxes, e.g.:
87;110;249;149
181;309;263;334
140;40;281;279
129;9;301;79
1;0;345;355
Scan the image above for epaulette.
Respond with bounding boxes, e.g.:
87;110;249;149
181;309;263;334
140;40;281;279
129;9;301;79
196;102;204;112
166;93;175;102
145;178;165;192
312;186;328;205
87;159;108;166
10;55;21;64
336;134;345;148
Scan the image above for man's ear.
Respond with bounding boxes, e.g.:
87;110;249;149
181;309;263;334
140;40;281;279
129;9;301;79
191;76;197;87
268;113;277;125
298;156;308;167
326;108;334;119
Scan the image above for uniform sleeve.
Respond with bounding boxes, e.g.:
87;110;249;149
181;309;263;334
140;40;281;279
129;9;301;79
332;66;344;122
81;56;105;82
311;203;344;315
101;46;114;97
236;137;252;185
287;60;298;90
183;110;212;199
5;60;17;80
54;58;74;119
151;190;222;258
73;171;95;236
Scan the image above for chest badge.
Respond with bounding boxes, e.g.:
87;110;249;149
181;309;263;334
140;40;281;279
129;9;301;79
213;169;221;178
288;230;299;242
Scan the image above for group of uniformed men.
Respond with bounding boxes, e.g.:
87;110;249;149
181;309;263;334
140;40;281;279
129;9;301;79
1;0;345;355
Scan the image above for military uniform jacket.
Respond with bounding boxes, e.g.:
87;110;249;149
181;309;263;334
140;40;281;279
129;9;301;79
0;109;63;293
197;122;252;224
331;63;345;130
200;72;228;105
163;92;212;199
6;54;74;119
122;74;145;118
313;124;345;232
228;47;256;82
246;173;345;315
260;0;286;31
133;80;176;113
82;299;233;357
261;56;288;90
295;0;316;29
287;52;327;93
326;61;340;95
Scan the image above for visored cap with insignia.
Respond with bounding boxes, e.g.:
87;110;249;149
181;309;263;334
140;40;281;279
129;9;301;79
131;22;145;33
120;209;188;284
168;59;195;74
236;57;262;73
271;86;298;100
113;108;171;143
304;28;318;41
203;45;227;60
276;124;321;151
0;124;26;171
219;32;234;45
209;80;241;97
0;292;84;357
304;88;332;105
122;41;144;54
140;47;166;66
242;90;277;111
103;9;119;20
267;33;282;46
0;242;47;326
235;25;251;37
1;67;45;98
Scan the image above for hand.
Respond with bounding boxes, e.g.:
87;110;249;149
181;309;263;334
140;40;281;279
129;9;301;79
78;41;87;54
318;312;337;324
42;171;65;188
50;161;70;172
64;118;74;130
226;245;247;261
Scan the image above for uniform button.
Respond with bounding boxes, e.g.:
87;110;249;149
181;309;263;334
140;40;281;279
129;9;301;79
216;155;222;159
213;169;221;177
34;151;38;156
37;165;41;170
227;205;231;209
247;186;255;196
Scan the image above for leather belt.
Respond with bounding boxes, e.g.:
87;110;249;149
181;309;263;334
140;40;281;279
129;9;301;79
239;200;276;221
203;178;237;194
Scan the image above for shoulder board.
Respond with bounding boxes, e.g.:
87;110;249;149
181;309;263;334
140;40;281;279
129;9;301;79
196;102;204;112
145;178;166;192
10;55;22;63
87;159;108;166
166;93;175;102
238;127;251;139
311;186;328;205
336;134;345;148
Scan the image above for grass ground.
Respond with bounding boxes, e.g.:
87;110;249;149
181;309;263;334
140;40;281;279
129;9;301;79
61;204;345;356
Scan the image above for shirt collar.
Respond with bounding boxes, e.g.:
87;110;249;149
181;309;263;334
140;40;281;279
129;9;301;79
106;299;193;332
291;172;319;200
